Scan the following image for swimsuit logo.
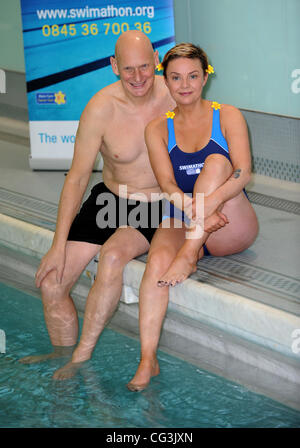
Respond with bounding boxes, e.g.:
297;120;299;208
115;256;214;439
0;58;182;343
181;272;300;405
179;163;204;175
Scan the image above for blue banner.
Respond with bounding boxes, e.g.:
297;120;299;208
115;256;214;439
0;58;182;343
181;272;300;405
20;1;175;169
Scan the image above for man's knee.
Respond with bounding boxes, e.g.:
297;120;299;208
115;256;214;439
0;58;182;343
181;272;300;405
99;245;132;271
40;270;71;301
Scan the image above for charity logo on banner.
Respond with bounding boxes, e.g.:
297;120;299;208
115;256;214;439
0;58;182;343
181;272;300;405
20;0;175;169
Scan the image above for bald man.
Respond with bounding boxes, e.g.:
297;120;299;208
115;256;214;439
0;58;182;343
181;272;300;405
19;31;175;379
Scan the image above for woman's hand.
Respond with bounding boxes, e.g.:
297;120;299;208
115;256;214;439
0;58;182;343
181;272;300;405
191;193;220;223
203;194;221;220
35;245;66;288
203;211;229;233
182;194;194;220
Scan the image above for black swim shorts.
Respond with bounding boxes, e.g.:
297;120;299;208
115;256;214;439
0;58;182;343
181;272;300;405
67;182;163;245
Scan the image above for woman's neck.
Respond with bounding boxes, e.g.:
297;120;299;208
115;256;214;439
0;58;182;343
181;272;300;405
175;98;208;122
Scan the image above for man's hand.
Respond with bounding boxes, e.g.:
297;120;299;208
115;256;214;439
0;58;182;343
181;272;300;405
35;246;66;288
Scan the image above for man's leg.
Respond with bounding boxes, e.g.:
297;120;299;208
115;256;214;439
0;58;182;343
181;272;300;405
53;226;150;380
19;241;101;364
127;222;186;391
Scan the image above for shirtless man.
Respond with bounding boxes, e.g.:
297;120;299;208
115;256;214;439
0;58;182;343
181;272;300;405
19;30;175;380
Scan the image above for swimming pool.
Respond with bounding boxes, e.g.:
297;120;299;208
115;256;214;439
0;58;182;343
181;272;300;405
0;281;299;428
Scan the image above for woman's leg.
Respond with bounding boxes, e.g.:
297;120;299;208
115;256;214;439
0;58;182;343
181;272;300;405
127;220;186;391
204;190;258;256
159;154;233;286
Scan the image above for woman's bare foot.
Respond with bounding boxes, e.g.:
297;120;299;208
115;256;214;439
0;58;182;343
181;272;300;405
157;253;197;287
127;358;160;392
52;360;86;380
19;345;75;364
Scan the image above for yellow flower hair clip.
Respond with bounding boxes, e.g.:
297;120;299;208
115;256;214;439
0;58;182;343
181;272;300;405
165;111;175;119
156;63;163;71
211;101;221;110
206;64;215;75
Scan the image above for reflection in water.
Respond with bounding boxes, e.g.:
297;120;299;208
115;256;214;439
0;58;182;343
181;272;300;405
1;282;300;428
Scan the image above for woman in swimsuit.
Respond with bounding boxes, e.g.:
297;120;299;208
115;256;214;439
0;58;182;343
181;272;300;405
127;43;258;391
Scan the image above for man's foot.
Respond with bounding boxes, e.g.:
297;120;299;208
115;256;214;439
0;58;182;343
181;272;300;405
127;358;160;392
157;254;197;287
19;345;75;364
52;360;86;380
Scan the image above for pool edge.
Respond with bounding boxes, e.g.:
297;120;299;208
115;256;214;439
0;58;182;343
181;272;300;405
0;213;300;392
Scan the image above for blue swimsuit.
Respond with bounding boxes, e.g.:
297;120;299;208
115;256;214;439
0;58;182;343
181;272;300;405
163;106;232;256
168;107;231;192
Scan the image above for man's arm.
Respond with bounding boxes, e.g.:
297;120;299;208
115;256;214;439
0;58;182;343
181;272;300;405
52;98;106;246
36;94;109;286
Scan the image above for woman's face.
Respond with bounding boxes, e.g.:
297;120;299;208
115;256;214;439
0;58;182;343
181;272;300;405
165;57;208;105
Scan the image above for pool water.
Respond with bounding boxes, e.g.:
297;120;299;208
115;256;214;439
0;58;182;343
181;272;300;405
0;281;299;428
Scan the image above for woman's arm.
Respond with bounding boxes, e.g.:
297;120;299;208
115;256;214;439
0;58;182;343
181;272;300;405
204;105;252;217
145;118;193;217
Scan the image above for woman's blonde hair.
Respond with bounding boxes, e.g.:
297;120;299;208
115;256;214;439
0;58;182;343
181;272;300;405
162;43;209;77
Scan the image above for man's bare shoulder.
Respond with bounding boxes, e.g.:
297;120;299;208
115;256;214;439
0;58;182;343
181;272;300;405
145;113;168;137
80;81;122;122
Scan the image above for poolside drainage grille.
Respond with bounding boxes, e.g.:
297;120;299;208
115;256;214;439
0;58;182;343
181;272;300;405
0;187;299;222
0;187;57;230
246;191;300;215
195;256;300;300
1;187;299;313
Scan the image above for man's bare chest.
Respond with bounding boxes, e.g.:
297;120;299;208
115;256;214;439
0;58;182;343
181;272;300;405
101;110;157;163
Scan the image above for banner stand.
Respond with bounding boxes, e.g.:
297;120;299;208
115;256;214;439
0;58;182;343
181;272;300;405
29;154;103;171
20;0;175;171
